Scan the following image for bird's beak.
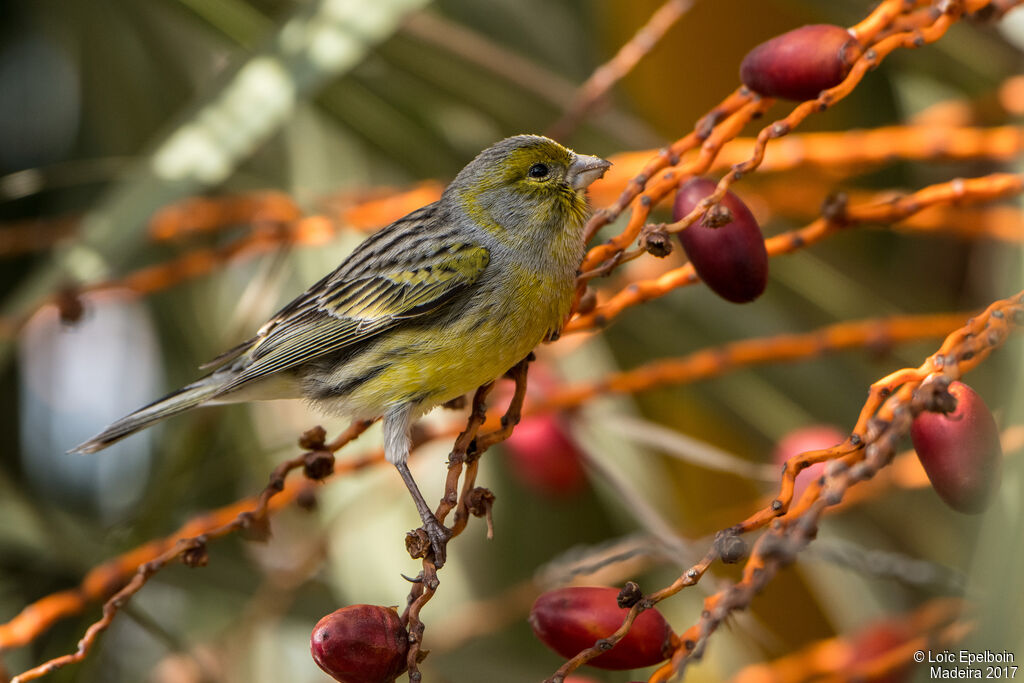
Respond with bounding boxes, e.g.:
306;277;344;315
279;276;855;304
568;154;612;190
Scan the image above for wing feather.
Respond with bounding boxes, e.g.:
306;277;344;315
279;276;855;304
215;211;490;392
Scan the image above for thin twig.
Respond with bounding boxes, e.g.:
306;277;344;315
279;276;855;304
567;173;1024;333
402;357;531;681
403;13;660;147
546;0;697;140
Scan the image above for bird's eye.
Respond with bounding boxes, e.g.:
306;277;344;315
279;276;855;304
527;163;550;179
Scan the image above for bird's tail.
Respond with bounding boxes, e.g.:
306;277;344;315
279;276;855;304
70;377;226;454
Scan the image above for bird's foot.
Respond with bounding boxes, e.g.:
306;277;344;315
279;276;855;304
406;514;453;568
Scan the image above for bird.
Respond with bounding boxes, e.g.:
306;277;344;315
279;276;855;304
72;134;611;565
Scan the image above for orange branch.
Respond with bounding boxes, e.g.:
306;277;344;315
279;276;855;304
588;124;1024;209
567;173;1024;334
747;178;1024;242
538;311;970;414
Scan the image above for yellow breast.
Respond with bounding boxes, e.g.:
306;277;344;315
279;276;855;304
326;261;574;416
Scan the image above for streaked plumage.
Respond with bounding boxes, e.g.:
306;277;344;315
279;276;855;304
73;135;610;564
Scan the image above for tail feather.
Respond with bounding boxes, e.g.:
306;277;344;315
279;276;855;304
70;378;226;454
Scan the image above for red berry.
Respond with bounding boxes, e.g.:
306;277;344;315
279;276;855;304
740;25;861;101
311;605;408;683
504;415;587;497
910;381;1002;514
773;425;846;502
529;586;676;670
673;178;768;303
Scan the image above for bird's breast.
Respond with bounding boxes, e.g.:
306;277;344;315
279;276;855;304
304;252;577;418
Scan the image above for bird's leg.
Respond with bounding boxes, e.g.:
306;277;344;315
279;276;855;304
393;460;452;566
383;404;452;567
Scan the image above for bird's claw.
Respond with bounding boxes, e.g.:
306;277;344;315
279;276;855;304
406;515;452;568
424;516;452;568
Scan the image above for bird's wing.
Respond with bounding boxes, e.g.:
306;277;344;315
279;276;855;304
217;233;490;390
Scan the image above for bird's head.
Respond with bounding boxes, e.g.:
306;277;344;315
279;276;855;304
448;135;611;240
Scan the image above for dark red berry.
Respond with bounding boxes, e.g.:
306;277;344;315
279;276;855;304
529;586;676;670
910;381;1002;514
311;605;408;683
740;25;861;101
504;415;587;497
674;178;768;303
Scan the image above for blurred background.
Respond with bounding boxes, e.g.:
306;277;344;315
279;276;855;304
0;0;1022;681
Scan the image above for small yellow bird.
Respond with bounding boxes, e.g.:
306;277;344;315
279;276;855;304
73;135;610;564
